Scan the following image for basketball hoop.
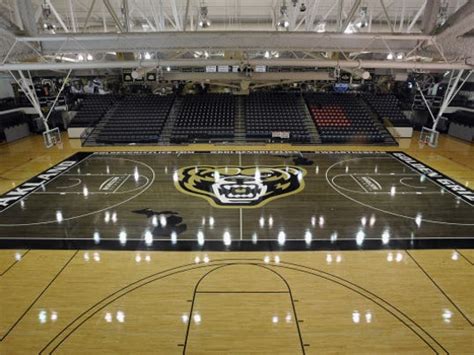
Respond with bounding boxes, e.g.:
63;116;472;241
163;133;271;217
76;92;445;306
43;127;62;148
419;127;439;148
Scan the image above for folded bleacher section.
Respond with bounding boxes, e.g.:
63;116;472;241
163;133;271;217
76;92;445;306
96;95;174;144
69;95;119;127
305;93;390;144
244;93;311;143
0;112;30;143
446;111;474;142
363;94;412;127
170;94;235;143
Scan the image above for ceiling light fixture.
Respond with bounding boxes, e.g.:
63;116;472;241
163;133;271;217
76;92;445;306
277;1;290;29
198;3;211;28
355;6;368;28
315;21;326;33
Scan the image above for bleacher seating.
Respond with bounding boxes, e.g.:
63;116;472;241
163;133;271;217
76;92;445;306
244;93;310;143
77;92;400;146
305;93;386;144
446;110;474;142
0;98;17;111
69;95;119;127
0;112;29;143
96;95;174;144
170;94;235;143
363;94;412;127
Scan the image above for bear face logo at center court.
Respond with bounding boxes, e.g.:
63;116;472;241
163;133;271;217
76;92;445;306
174;165;306;208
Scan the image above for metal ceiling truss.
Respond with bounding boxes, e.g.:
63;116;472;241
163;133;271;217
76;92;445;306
0;30;470;73
1;0;472;75
14;32;435;53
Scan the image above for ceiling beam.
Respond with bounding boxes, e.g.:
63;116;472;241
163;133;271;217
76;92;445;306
123;0;130;32
406;0;427;33
17;31;433;54
436;0;474;35
336;0;344;31
341;0;361;33
422;0;441;34
103;0;125;32
82;0;97;32
432;1;474;62
16;0;38;36
68;0;77;32
45;0;70;33
0;58;470;71
379;0;394;33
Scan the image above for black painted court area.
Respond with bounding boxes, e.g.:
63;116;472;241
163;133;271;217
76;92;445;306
0;151;472;250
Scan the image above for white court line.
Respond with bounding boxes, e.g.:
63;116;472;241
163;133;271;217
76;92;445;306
33;176;149;195
35;192;111;195
350;174;369;192
0;156;155;226
57;178;82;189
64;173;130;176
326;156;474;226
391;155;473;207
0;154;94;215
399;177;427;190
350;173;418;176
332;174;441;195
113;174;131;193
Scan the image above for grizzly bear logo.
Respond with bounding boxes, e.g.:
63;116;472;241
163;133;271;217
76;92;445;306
174;166;306;208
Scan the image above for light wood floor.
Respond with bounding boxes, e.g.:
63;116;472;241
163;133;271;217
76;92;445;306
0;133;473;354
0;249;472;354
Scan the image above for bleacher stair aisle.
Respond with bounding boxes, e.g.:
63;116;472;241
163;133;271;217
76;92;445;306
298;95;321;144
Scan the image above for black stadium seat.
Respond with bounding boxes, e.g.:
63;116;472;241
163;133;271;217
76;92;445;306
69;95;119;127
244;93;310;143
305;93;387;144
362;94;412;127
170;94;235;143
96;95;174;144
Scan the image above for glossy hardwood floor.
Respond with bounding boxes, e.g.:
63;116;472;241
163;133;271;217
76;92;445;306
0;249;472;354
0;133;473;354
0;132;473;196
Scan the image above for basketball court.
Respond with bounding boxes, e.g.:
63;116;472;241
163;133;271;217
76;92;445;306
0;150;472;251
1;1;473;352
0;135;472;354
